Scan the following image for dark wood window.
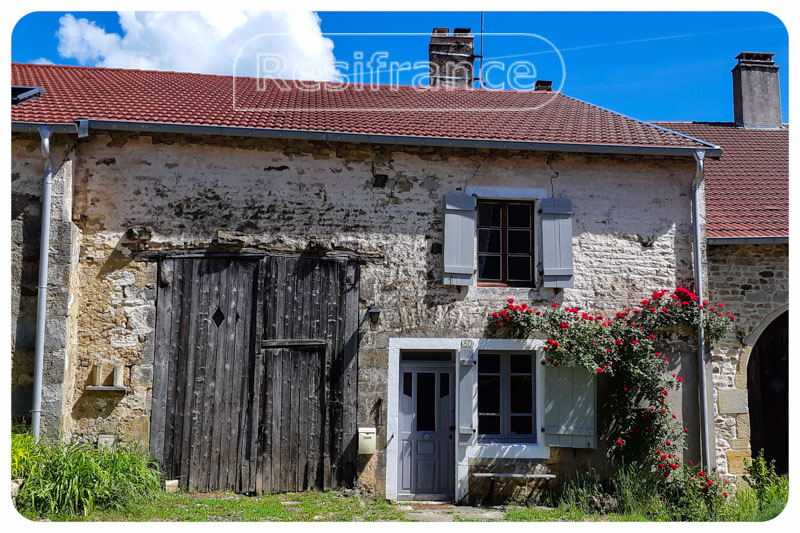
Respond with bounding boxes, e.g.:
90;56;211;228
477;352;536;442
477;200;535;286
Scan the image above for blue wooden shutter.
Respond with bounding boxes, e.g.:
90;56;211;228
541;198;574;288
543;364;597;448
443;193;476;286
457;347;477;446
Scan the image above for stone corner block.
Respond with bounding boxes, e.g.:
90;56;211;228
718;389;749;415
726;450;753;475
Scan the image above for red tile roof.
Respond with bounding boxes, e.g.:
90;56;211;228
655;122;788;239
12;63;716;153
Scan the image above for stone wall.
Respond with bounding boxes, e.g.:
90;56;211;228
12;130;703;495
707;243;788;475
11;134;81;438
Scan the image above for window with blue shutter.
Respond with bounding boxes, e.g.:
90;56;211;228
540;198;574;288
543;364;597;448
443;193;477;286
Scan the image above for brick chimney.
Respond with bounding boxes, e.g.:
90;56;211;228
428;27;475;88
732;52;782;128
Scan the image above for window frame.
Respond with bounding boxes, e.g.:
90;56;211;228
477;351;537;443
476;199;538;288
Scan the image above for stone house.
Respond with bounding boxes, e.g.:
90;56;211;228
9;40;786;501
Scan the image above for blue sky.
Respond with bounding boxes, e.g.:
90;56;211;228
11;11;789;122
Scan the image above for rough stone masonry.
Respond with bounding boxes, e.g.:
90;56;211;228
12;130;710;496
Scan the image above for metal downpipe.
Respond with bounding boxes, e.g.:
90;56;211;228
691;149;712;470
31;125;53;442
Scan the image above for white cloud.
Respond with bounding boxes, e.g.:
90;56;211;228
29;57;55;65
54;11;340;81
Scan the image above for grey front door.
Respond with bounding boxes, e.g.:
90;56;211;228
398;354;455;500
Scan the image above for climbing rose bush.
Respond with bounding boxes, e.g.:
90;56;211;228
489;287;734;466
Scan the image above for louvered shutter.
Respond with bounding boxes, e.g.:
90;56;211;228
443;193;476;286
541;198;574;288
457;347;477;446
543;364;597;448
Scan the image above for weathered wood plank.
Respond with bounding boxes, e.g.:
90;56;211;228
166;258;189;480
149;258;173;466
341;261;360;485
260;339;327;348
198;260;223;491
249;259;266;494
208;259;232;491
178;259;201;489
188;259;213;492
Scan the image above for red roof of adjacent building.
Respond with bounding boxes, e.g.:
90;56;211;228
655;122;788;239
11;63;717;154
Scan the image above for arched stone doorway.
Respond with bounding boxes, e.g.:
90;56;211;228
747;311;788;474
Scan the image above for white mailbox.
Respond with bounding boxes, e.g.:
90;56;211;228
358;427;376;455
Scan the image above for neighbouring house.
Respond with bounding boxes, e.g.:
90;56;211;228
655;52;789;478
10;30;786;502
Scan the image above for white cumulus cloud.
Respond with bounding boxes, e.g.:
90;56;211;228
54;11;340;81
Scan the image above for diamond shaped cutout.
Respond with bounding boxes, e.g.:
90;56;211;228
212;307;225;327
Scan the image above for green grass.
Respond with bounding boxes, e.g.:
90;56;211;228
63;490;406;522
13;430;162;519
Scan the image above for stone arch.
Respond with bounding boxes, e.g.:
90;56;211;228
746;310;789;475
743;304;789;346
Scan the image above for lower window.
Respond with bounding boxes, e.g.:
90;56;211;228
477;351;536;441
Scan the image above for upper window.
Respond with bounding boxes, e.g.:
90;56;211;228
477;200;535;286
477;352;536;442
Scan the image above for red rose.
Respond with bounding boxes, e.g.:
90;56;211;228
597;368;604;374
493;312;499;319
521;303;527;309
670;463;678;470
663;471;670;478
717;303;725;307
729;314;735;320
709;306;716;311
631;340;638;345
624;386;630;392
662;307;669;312
659;462;665;469
508;298;515;304
698;471;705;477
501;310;508;317
666;441;671;446
707;479;714;486
551;303;559;307
536;311;541;315
497;322;503;327
606;348;611;353
505;316;510;322
723;492;728;498
616;339;623;345
677;377;683;382
547;357;553;363
615;439;623;446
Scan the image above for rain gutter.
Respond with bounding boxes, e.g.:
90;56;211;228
691;149;713;470
12;119;722;158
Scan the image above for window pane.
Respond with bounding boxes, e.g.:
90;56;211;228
507;256;531;281
478;375;500;413
510;354;532;374
440;372;450;398
416;373;435;431
478;229;501;253
479;415;501;435
479;353;500;373
478;203;502;227
403;372;412;397
507;230;531;254
508;204;531;228
510;375;533;413
478;255;501;280
511;415;533;435
401;351;452;362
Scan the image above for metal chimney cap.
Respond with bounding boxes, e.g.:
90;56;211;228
735;52;776;64
534;80;553;91
432;27;450;35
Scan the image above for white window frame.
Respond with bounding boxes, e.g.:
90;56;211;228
476;351;537;442
387;337;549;503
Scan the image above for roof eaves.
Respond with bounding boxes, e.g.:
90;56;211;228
12;119;720;158
707;236;788;245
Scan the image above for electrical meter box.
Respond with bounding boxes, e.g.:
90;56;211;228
358;427;376;455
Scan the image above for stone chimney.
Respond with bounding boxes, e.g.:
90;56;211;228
429;27;475;88
732;52;782;128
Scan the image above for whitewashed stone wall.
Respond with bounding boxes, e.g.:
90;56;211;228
707;243;788;475
12;131;703;494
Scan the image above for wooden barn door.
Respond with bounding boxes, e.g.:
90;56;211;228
149;254;359;494
149;257;261;493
